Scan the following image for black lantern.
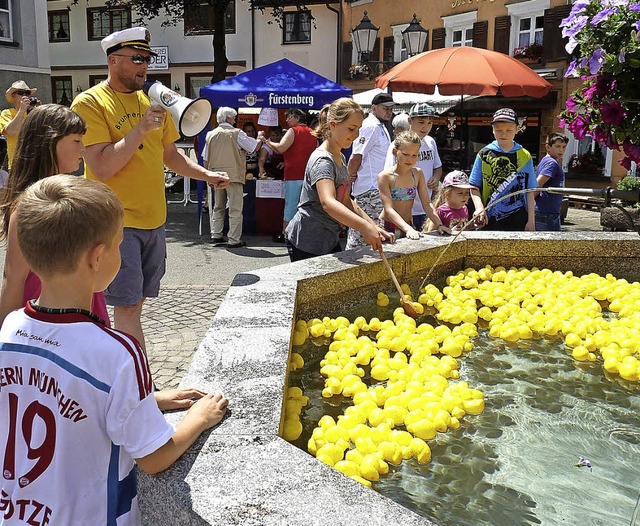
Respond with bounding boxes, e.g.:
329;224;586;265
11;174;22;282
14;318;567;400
402;14;429;57
350;11;379;63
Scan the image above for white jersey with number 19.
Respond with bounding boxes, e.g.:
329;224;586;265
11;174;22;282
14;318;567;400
0;303;174;526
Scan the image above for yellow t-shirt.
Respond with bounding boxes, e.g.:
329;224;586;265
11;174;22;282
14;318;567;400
71;82;180;229
0;108;19;169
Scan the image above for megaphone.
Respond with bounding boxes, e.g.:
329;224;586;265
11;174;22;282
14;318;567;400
142;80;212;138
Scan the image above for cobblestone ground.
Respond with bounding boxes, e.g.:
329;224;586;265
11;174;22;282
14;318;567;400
110;284;227;389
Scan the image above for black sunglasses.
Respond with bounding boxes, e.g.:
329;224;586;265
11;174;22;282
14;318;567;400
14;90;30;96
111;53;153;65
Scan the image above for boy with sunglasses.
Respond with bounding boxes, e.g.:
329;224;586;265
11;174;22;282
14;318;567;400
71;27;230;355
0;81;40;169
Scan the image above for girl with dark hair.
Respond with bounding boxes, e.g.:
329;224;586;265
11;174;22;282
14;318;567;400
0;104;110;326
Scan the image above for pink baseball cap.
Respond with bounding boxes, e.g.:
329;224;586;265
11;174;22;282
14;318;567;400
442;171;475;189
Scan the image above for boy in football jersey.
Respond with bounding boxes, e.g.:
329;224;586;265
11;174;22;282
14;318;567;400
0;175;228;525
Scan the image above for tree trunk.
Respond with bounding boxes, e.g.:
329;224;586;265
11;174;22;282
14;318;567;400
211;0;230;84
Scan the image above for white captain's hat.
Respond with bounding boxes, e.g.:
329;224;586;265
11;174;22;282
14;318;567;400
101;27;157;56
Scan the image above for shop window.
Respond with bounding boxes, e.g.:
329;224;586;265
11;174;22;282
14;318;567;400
51;77;73;107
87;7;131;40
48;10;70;42
283;11;311;44
0;0;13;42
184;0;235;36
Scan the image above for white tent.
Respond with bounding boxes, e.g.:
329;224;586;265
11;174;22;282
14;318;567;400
352;86;476;113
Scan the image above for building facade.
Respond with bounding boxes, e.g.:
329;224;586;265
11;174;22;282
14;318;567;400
341;0;628;183
0;0;51;110
46;0;340;102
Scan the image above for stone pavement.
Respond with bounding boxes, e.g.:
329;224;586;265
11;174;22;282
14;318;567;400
143;201;606;390
132;285;227;389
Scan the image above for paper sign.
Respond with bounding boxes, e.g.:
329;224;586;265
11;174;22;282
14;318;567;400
256;180;285;199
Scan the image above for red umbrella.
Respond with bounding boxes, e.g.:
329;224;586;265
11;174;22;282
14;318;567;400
375;46;551;98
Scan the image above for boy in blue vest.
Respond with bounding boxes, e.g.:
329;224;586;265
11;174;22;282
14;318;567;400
470;108;537;231
534;132;568;231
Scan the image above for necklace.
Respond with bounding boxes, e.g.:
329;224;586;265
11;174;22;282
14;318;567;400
106;80;144;150
29;299;106;325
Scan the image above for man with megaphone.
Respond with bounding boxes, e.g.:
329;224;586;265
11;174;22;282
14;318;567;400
72;27;229;354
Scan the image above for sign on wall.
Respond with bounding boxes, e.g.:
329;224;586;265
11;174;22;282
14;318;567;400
149;46;169;70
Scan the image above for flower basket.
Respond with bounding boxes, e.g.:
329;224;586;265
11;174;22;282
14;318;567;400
513;43;543;63
559;2;640;170
348;63;371;80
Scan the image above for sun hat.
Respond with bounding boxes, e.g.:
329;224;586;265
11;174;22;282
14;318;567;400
101;27;157;56
409;102;437;118
491;108;518;125
5;80;37;104
371;92;395;106
442;171;475;189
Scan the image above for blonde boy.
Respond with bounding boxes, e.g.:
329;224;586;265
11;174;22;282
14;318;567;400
0;175;228;525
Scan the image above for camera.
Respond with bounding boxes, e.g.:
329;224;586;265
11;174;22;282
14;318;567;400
26;97;39;114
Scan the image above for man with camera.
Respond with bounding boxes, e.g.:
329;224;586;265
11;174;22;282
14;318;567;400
0;81;40;169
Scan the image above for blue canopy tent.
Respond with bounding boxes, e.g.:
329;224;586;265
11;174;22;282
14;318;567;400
193;59;352;234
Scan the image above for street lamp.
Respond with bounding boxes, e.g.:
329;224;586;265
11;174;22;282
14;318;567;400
350;11;379;63
402;13;429;57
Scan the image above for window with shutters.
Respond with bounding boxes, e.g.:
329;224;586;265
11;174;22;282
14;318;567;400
507;0;549;56
442;11;477;48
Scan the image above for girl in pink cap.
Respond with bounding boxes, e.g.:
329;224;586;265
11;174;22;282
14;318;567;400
426;170;478;232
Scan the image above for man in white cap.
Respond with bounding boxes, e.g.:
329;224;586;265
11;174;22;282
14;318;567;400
384;102;443;230
346;91;394;249
0;80;40;168
71;27;229;350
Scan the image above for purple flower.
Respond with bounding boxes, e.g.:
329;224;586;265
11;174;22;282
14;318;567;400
591;8;616;24
591;126;608;143
583;83;599;101
565;57;588;77
569;0;591;15
562;15;588;38
566;37;579;55
619;156;633;170
558;118;567;128
600;101;626;125
589;48;606;74
619;49;626;63
630;4;640;12
606;134;620;151
623;139;640;163
635;21;640;33
568;115;591;140
594;73;615;95
566;97;580;112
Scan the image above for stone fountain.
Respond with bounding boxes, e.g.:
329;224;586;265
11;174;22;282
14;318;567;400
138;230;640;526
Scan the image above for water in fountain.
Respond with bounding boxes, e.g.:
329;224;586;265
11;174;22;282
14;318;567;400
289;276;640;526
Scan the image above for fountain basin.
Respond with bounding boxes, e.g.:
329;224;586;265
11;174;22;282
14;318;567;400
138;231;640;525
